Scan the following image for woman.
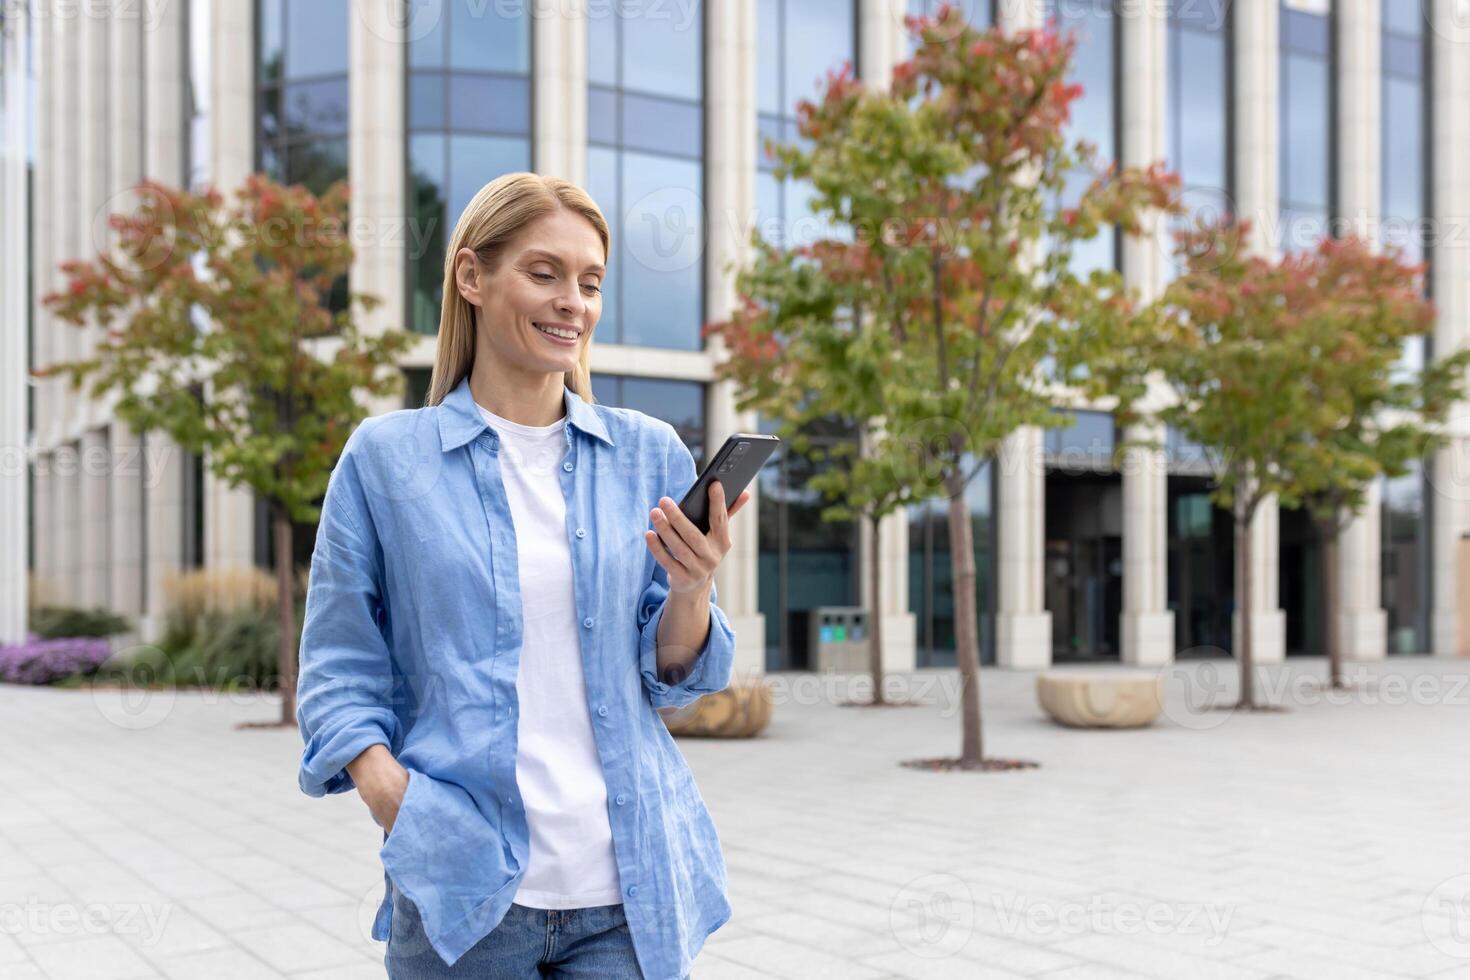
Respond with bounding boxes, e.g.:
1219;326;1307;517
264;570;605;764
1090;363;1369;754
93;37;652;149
295;172;750;979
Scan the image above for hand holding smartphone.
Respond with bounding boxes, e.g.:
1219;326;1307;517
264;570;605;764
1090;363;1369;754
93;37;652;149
677;433;781;535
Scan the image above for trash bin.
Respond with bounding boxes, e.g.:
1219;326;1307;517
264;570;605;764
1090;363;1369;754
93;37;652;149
809;606;870;673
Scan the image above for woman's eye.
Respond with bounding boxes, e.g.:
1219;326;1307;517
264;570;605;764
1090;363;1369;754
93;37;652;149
581;282;602;295
531;272;555;282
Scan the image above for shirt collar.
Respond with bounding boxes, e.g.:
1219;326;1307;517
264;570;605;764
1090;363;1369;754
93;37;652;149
437;374;615;452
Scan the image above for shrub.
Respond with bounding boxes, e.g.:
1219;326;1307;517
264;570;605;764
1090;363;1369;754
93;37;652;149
0;634;114;685
30;606;132;640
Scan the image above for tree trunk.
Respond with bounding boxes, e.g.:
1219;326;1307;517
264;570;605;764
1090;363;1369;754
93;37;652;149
1236;508;1256;709
946;476;984;763
1321;529;1343;690
868;513;887;705
275;504;298;726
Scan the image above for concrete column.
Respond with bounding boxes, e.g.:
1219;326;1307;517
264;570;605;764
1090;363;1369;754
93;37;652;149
852;1;921;673
30;9;55;611
54;442;81;605
143;433;186;642
1117;0;1173;666
48;4;78;453
78;429;111;608
350;0;408;420
138;0;188;640
1430;0;1470;657
995;427;1049;668
1;2;31;643
78;1;109;434
1333;0;1387;660
532;0;586;186
859;0;908;86
997;0;1043;32
204;0;257;569
32;462;55;611
705;0;765;681
108;420;145;621
1230;0;1285;663
992;0;1049;669
145;0;186;185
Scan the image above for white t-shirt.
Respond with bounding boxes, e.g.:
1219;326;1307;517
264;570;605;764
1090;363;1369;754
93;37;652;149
475;400;623;909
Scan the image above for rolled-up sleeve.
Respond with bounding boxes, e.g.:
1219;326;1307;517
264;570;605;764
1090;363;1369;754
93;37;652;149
296;426;399;797
636;425;738;710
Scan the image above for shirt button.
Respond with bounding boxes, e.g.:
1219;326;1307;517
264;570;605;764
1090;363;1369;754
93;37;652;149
562;460;574;472
626;884;638;898
615;794;627;806
597;705;608;717
575;527;586;538
583;617;594;628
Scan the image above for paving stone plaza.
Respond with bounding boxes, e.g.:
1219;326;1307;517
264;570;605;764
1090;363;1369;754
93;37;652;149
2;656;1469;979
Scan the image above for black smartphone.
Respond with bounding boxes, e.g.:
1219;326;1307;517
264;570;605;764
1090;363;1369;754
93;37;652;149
677;433;781;535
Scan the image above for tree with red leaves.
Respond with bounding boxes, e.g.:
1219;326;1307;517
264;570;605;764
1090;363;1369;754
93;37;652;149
40;174;411;725
705;5;1179;769
1104;220;1469;705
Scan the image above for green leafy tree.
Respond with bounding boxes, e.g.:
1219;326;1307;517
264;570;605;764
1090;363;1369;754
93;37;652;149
1272;236;1466;689
707;6;1178;768
1108;220;1469;706
40;174;412;725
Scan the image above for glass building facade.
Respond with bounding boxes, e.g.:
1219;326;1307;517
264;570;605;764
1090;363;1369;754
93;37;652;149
1279;0;1333;252
586;4;705;350
406;1;531;335
256;0;349;195
1167;0;1232;241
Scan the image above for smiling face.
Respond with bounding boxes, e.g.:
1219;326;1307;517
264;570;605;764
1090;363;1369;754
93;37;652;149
455;206;606;379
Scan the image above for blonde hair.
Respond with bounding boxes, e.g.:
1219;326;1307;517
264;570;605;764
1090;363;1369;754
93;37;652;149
426;172;611;407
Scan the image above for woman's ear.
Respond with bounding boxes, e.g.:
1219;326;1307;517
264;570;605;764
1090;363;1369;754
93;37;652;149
454;247;483;308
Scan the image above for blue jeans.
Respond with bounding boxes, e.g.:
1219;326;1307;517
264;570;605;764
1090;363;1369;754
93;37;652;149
384;881;646;979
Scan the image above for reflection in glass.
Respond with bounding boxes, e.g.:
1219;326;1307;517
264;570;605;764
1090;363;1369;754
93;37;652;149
907;457;995;668
1279;3;1332;253
1382;461;1430;655
587;5;705;349
758;416;862;670
406;2;531;334
1167;0;1231;277
755;0;854;252
1382;0;1428;376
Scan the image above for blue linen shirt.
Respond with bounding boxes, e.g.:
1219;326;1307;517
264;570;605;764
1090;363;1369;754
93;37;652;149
294;374;737;978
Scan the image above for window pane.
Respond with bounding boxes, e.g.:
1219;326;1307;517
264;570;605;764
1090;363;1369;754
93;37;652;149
619;152;703;349
448;0;529;74
259;0;283;84
1382;0;1425;37
1382;76;1424;222
448;74;531;135
409;134;447;334
285;138;348;196
1174;29;1228;190
447;134;530;233
409;71;446;130
785;0;854;108
622;4;702;99
285;0;348;80
621;378;706;461
586;146;621;342
1282;52;1328;210
757;0;781;115
588;86;618;145
408;0;448;68
281;78;349;139
622;92;702;158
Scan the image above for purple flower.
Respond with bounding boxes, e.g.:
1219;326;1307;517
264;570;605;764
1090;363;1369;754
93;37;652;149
0;634;114;685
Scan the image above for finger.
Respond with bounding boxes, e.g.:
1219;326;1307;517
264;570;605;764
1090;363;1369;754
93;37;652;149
709;481;729;539
656;496;715;562
644;528;681;575
649;509;697;568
